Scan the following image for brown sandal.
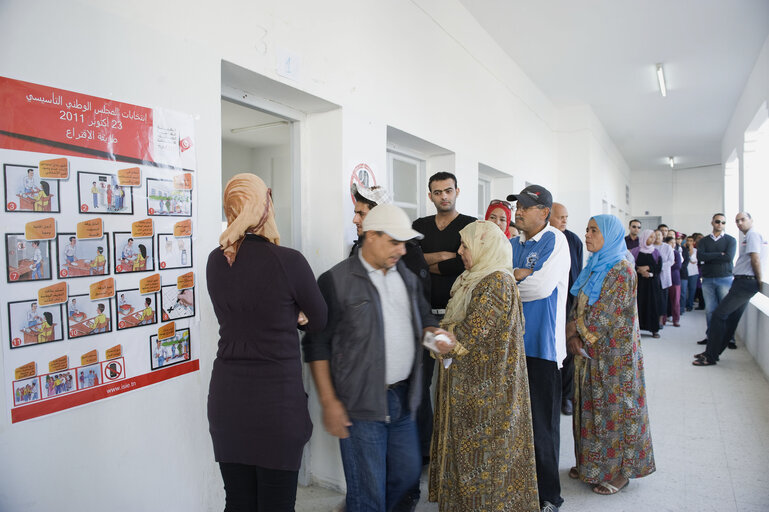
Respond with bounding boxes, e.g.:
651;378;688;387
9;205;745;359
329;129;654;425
568;467;579;479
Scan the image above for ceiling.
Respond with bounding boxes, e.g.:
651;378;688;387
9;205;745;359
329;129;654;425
458;0;769;171
221;99;290;149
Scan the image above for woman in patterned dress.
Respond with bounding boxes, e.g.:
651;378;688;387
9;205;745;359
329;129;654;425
428;220;539;512
566;215;656;495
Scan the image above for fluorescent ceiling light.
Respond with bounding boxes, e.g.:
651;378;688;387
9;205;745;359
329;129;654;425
668;156;675;168
230;121;288;134
656;63;667;97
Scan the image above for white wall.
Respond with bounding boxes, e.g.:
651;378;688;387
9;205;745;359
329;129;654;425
630;165;723;236
722;34;769;377
556;105;632;237
0;0;634;507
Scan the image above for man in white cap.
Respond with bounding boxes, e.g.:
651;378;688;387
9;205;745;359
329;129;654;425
304;204;455;512
350;183;430;302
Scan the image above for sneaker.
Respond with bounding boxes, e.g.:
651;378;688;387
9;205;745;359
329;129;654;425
542;502;559;512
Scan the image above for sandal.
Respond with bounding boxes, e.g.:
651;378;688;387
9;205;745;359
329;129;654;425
568;467;579;479
652;333;660;338
593;478;629;495
692;358;716;366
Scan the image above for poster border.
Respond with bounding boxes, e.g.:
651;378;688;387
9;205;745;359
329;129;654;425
160;284;195;322
115;288;158;331
76;171;135;215
156;232;193;270
65;293;114;341
5;233;54;284
145;177;192;218
7;299;65;350
55;232;111;280
3;163;62;214
112;231;155;274
149;327;191;371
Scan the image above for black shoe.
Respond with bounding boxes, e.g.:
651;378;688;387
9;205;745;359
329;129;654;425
697;339;708;345
561;399;573;416
728;342;737;350
686;307;693;312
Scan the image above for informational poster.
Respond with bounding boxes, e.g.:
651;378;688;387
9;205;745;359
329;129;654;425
0;76;199;423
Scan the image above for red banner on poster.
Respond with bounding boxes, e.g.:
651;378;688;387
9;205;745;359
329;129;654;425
0;76;153;163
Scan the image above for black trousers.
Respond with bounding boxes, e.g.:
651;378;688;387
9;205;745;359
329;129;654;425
219;462;298;512
704;277;758;362
560;353;574;403
526;356;563;507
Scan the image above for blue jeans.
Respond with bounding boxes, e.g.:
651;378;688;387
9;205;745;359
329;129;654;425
686;275;699;310
704;277;759;362
701;276;733;330
339;384;421;512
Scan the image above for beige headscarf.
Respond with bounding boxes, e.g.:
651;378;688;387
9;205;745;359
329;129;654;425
219;173;280;266
442;220;513;330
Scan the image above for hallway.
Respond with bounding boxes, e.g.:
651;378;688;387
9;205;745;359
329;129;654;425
296;308;769;512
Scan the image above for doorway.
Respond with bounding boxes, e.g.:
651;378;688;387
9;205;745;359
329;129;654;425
221;98;297;248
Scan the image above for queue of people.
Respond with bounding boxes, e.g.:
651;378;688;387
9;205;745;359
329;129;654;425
205;171;769;511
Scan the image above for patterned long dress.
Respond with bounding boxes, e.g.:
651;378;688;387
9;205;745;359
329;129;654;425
428;271;539;512
572;260;656;483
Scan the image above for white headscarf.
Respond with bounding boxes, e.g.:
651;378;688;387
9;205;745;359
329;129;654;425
442;221;513;330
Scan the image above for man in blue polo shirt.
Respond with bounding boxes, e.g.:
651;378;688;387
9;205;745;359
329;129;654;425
508;185;570;512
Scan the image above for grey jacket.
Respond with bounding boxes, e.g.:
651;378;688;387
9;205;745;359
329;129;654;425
302;256;438;422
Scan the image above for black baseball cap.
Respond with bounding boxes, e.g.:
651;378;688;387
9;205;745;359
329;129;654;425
506;185;553;209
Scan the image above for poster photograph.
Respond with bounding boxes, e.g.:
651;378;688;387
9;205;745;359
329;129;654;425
6;234;52;283
146;178;191;217
157;233;192;270
116;289;157;330
3;163;61;213
150;328;190;370
113;232;154;273
41;369;77;399
56;233;110;279
13;377;40;406
160;285;195;321
77;364;101;390
66;294;112;339
7;300;64;349
77;171;133;215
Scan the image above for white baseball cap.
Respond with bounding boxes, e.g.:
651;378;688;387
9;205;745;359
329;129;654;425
351;183;391;205
362;204;423;241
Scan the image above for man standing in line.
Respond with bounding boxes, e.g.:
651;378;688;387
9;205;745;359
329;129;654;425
303;204;454;512
625;219;642;250
695;213;737;346
411;173;475;463
508;185;570;512
349;183;430;301
694;212;767;366
549;202;583;416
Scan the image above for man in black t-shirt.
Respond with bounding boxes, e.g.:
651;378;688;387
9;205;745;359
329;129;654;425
396;171;474;511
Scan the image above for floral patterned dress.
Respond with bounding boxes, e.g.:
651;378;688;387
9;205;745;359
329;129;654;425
572;260;656;483
428;271;539;512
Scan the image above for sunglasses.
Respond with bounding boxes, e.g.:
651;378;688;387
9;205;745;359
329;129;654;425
713;220;726;224
489;199;511;209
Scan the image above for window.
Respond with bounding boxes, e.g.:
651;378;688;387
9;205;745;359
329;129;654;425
477;176;491;219
388;152;425;221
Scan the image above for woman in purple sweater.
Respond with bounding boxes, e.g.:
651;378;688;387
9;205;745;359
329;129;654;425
207;174;327;511
665;236;683;327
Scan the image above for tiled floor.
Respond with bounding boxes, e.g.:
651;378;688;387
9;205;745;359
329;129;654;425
296;309;769;511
